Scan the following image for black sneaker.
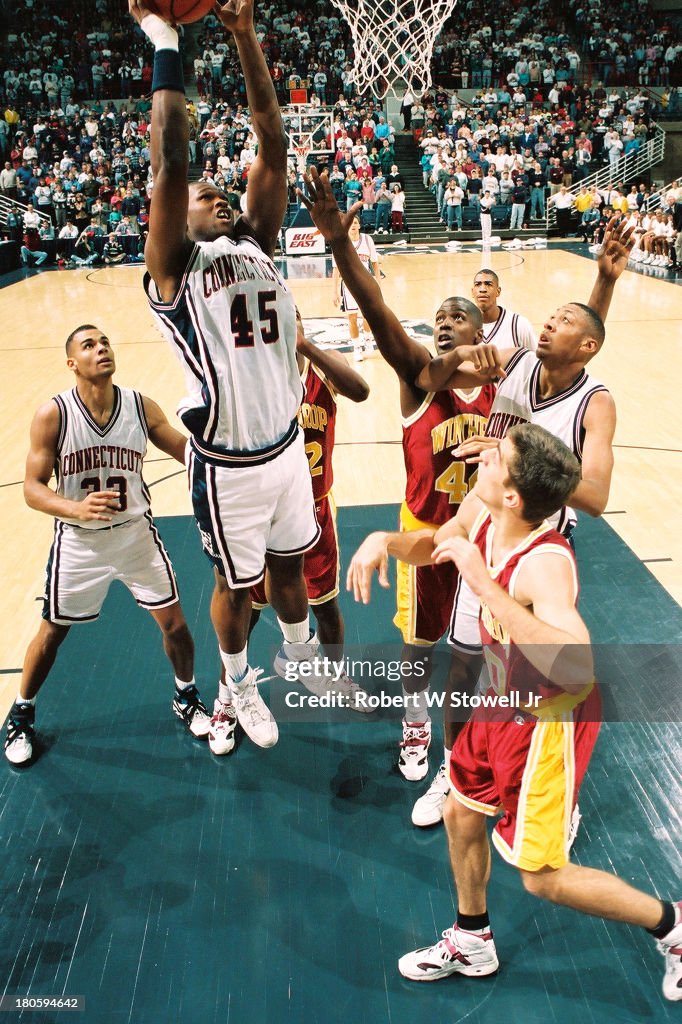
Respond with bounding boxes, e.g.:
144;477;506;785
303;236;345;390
172;685;211;738
5;702;35;765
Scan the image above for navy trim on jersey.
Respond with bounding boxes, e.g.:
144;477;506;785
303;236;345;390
573;386;608;460
190;418;299;468
484;307;506;345
267;520;321;557
135;511;178;608
133;391;149;439
185;290;220;444
142;248;200;313
530;361;588;412
43;521;99;623
503;347;530;377
511;312;520;347
156;296;204;383
72;384;122;437
53;394;67;486
189;455;264;586
447;575;483;652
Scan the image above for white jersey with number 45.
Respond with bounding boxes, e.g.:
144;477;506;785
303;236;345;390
144;233;302;459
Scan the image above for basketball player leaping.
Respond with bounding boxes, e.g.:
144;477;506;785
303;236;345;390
248;309;372;716
129;0;323;753
5;326;207;767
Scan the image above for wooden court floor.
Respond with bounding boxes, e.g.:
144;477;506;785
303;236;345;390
0;249;680;1023
1;245;680;704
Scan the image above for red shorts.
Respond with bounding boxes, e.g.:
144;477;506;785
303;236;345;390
393;502;458;644
252;493;339;608
449;685;601;871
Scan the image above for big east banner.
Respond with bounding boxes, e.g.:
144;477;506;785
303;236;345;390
284;227;325;255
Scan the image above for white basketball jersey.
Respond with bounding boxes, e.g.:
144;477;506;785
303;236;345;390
485;349;608;533
53;386;150;530
334;233;378;309
482;306;537;351
144;233;301;459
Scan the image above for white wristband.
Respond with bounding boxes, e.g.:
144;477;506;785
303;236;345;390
140;13;179;51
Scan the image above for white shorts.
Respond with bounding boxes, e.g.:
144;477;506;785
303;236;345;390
43;514;179;625
188;427;320;588
340;285;361;315
447;576;482;653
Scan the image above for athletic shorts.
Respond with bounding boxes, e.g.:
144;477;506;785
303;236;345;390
252;493;339;608
340;285;361;315
43;514;179;625
188;428;320;588
393;501;458;645
449;684;601;871
447;576;483;654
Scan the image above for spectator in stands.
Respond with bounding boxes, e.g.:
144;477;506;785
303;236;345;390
103;231;126;266
57;219;78;262
390;183;406;233
374;181;392;233
580;201;601;243
551;185;576;235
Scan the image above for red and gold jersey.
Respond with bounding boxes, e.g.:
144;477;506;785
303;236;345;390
298;360;337;501
403;386;495;525
472;510;585;708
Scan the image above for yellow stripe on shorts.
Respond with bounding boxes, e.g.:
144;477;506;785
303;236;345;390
493;721;574;871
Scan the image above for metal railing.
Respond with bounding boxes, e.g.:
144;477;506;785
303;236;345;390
546;124;667;229
0;194;52;229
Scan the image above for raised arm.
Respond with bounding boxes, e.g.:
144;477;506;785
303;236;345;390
298;332;370;403
24;402;121;523
143;395;188;464
587;214;636;323
130;0;193;300
216;0;287;256
415;343;512;392
299;168;430;383
568;389;615;516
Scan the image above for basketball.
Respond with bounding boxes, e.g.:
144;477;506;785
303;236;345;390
147;0;216;25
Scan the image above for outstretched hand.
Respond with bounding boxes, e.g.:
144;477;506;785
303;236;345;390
297;167;363;243
346;532;390;604
213;0;254;34
597;214;636;282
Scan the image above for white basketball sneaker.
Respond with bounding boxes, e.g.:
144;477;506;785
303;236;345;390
230;667;278;748
567;803;582;851
398;719;431;781
208;698;237;755
411;761;450;826
274;631;323;682
398;924;499;981
658;903;682;1001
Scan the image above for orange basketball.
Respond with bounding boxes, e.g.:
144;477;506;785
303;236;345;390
147;0;216;25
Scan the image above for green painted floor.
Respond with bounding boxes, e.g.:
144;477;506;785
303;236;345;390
1;506;680;1024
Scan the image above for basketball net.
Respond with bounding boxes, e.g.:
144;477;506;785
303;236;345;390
294;145;310;175
330;0;458;99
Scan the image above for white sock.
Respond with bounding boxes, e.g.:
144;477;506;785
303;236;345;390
175;676;195;692
444;745;450;766
16;695;35;706
403;684;430;725
278;617;311;644
220;646;247;683
218;681;233;705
